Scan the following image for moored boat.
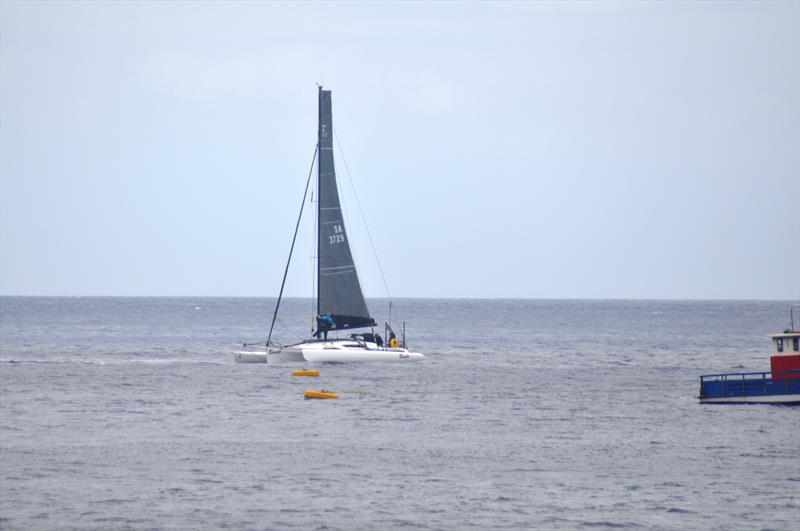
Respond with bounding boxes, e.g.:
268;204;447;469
699;307;800;404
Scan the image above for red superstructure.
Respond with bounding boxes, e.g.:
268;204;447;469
770;330;800;379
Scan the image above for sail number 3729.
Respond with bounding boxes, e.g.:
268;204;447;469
329;224;345;244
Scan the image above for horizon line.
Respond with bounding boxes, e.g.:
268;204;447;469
1;294;798;303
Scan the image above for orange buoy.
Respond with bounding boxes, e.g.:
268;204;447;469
304;389;337;400
292;369;320;377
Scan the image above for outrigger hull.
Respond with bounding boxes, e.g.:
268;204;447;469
234;351;269;363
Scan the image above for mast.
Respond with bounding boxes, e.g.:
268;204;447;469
316;85;322;318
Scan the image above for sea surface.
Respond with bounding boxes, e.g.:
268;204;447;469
1;297;798;530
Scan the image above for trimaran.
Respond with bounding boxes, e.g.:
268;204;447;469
235;87;425;363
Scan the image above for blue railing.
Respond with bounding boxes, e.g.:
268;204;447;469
699;370;800;399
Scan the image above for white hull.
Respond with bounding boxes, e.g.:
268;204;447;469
235;339;425;364
233;351;268;363
699;394;800;404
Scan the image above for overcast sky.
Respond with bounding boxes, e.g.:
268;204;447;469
1;1;798;299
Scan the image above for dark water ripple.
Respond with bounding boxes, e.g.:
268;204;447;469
1;297;799;530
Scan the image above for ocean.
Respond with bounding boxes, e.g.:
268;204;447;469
1;297;798;530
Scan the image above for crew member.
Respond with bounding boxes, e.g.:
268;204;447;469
314;314;335;340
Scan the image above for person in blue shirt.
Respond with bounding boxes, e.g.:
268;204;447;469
314;314;335;340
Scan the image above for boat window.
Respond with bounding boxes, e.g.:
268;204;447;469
793;337;799;352
776;338;784;353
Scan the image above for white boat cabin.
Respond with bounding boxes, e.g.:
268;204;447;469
771;331;800;356
770;324;800;378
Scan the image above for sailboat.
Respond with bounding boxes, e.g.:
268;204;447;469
234;87;426;364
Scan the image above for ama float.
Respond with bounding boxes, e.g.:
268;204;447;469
698;306;800;404
235;87;425;364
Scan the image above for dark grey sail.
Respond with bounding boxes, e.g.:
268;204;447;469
316;87;375;330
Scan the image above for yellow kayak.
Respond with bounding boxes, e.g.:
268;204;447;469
304;389;338;400
292;369;320;377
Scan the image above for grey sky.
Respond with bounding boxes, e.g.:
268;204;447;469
1;1;798;299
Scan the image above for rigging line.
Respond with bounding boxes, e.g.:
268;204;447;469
266;145;318;347
333;127;405;328
332;127;393;302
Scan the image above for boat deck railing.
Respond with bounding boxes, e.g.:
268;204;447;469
699;369;800;380
699;370;800;399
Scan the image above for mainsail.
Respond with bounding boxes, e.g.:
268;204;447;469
316;88;375;330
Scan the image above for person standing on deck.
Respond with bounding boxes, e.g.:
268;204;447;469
314;314;335;340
